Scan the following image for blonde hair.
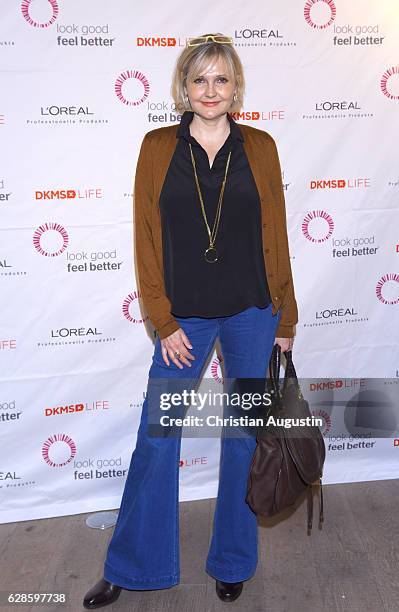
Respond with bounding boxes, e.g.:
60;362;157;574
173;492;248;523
171;32;245;114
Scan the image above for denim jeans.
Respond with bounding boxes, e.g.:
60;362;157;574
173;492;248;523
103;303;282;589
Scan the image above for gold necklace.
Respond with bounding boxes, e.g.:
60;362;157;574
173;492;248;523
189;142;232;263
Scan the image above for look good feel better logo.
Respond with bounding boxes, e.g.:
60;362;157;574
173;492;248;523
115;70;150;106
302;210;334;243
381;67;399;100
122;291;148;324
33;222;69;257
376;274;399;306
42;433;76;468
304;0;336;30
21;0;59;28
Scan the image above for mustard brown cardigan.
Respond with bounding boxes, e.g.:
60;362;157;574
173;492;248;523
133;121;298;339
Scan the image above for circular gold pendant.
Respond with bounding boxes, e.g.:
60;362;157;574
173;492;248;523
204;246;218;263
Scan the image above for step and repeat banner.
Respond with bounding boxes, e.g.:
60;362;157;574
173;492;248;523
0;0;398;523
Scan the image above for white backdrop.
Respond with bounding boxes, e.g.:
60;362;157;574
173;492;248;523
0;0;398;524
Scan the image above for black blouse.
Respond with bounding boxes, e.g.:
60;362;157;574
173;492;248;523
158;110;271;318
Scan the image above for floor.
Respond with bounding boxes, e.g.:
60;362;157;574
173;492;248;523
1;479;399;611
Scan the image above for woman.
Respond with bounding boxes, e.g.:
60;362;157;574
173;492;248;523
83;32;298;608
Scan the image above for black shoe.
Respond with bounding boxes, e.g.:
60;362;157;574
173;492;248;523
215;579;243;602
83;578;122;609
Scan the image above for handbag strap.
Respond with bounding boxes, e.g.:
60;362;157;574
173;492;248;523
283;349;297;379
269;345;297;383
269;344;281;380
282;349;303;397
319;478;324;527
307;485;313;534
268;344;281;397
268;344;299;400
307;479;325;534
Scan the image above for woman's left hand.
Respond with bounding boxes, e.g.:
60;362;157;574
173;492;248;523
274;336;294;352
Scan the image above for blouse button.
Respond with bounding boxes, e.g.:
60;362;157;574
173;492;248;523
264;248;270;253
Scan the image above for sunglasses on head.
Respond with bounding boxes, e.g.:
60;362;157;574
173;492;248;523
186;35;233;47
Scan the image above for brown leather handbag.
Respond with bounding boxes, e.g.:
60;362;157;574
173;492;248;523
245;344;325;533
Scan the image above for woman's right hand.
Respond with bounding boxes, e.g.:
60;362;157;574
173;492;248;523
160;327;196;369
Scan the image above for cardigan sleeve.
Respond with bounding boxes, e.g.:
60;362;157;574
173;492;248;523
267;136;298;338
133;133;181;340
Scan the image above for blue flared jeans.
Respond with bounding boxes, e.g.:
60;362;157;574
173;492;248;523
103;303;282;589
